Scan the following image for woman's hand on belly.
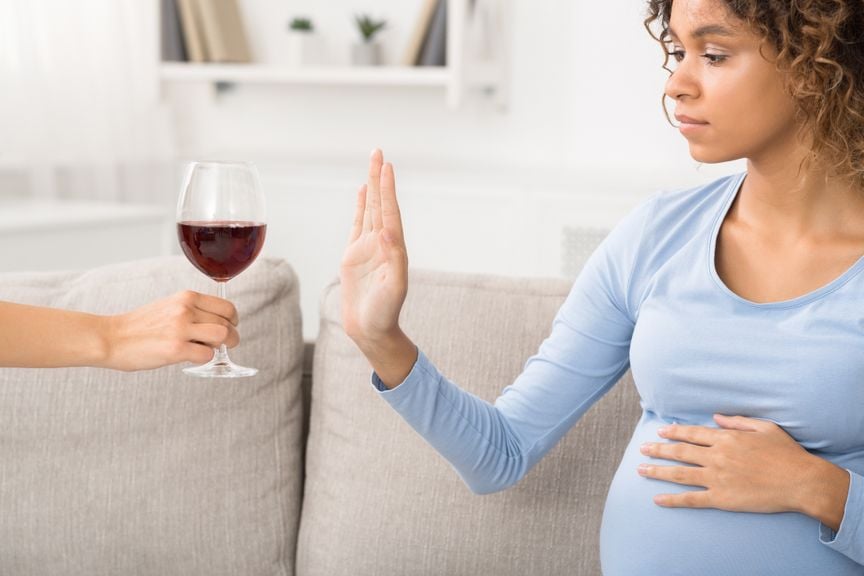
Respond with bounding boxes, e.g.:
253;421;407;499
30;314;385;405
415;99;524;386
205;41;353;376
637;414;850;530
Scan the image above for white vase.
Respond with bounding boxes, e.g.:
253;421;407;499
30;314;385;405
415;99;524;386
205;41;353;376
284;31;324;67
351;42;381;66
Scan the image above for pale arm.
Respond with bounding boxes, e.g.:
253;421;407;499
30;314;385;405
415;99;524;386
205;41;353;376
796;455;850;532
0;291;239;371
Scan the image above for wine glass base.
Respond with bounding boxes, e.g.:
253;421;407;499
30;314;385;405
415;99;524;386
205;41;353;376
183;359;258;379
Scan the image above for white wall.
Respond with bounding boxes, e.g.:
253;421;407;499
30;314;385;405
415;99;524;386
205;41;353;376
161;0;744;338
1;1;746;339
167;0;742;183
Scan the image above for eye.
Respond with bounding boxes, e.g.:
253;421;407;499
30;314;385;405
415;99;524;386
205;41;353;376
702;53;728;65
666;49;685;63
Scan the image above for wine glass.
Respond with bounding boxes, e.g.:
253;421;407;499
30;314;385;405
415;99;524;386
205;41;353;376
176;160;267;378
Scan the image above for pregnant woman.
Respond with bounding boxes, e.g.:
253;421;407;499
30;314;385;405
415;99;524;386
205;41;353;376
340;0;864;573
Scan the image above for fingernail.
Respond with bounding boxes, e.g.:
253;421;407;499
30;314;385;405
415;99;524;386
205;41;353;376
640;442;651;454
657;426;669;436
638;464;651;476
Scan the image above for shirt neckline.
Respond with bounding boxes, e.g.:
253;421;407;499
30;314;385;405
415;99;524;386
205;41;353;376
707;172;864;309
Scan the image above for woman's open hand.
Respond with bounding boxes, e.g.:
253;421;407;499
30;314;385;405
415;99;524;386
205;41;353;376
339;149;416;388
340;149;408;345
637;414;850;530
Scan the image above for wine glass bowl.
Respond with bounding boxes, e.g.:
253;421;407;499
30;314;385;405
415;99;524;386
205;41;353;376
176;161;267;378
177;221;266;282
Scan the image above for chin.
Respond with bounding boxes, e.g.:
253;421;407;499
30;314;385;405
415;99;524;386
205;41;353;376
687;144;739;165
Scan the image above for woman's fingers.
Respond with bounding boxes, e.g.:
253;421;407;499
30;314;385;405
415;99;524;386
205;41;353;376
178;341;218;365
365;149;384;232
186;322;239;349
188;292;238;326
349;184;367;242
181;291;240;346
657;423;723;446
192;308;237;329
638;464;709;490
641;440;709;466
380;162;404;246
713;414;767;432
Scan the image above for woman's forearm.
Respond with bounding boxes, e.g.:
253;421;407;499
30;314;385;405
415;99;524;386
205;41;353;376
0;302;110;368
795;455;850;532
0;291;240;371
355;327;418;389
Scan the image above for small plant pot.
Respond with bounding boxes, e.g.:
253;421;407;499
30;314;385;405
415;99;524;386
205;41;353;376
284;31;324;67
351;42;381;66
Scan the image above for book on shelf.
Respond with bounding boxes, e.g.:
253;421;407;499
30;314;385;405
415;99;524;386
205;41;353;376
171;0;251;64
417;0;447;67
401;0;439;66
175;0;206;62
196;0;252;63
161;0;187;62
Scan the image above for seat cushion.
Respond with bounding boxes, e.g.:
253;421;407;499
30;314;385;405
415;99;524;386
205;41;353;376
0;256;304;576
298;269;641;576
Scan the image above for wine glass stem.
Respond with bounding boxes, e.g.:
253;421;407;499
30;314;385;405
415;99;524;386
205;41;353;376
214;281;230;363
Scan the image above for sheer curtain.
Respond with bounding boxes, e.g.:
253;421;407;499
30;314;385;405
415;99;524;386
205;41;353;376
0;0;174;202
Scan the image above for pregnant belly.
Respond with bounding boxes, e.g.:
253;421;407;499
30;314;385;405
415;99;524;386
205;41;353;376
600;413;863;576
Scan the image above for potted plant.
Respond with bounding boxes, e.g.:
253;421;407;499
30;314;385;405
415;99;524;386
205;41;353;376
284;16;324;67
289;16;313;33
351;14;387;66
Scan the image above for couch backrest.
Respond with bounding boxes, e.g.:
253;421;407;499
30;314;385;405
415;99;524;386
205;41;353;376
0;257;305;576
298;269;642;576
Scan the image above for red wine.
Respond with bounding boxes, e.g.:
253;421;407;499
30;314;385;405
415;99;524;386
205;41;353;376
178;221;267;281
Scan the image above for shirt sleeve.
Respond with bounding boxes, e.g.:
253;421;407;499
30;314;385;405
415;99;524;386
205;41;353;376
819;469;864;565
371;195;657;495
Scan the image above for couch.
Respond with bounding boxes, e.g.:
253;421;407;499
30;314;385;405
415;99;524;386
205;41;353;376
0;255;640;576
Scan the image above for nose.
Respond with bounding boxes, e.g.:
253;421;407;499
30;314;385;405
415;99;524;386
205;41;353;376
664;60;700;101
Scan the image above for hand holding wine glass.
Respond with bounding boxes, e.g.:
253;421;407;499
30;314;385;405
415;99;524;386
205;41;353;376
177;161;267;378
340;149;417;388
105;290;239;370
0;291;238;371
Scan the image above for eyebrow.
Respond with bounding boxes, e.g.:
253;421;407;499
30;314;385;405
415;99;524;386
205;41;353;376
668;24;737;40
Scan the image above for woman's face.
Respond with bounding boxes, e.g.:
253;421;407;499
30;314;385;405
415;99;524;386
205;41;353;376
663;0;800;165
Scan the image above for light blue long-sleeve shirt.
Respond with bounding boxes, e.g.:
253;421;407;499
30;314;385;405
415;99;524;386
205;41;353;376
373;172;864;575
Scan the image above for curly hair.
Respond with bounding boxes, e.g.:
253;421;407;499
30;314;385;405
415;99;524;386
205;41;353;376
644;0;864;190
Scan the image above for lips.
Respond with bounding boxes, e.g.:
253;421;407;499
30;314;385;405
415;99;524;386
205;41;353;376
675;114;708;125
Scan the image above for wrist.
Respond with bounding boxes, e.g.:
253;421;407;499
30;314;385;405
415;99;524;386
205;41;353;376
356;328;418;389
94;314;121;370
794;455;849;530
356;326;407;355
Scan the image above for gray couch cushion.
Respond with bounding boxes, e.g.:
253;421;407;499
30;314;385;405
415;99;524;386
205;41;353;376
0;256;304;576
298;269;641;576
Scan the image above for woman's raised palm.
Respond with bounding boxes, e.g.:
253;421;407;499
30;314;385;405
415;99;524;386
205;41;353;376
340;150;408;343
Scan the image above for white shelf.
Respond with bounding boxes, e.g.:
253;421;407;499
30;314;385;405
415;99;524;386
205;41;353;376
160;63;452;87
0;200;168;233
157;0;510;110
0;200;173;274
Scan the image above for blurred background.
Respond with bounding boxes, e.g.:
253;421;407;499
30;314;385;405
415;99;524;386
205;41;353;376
0;0;742;338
